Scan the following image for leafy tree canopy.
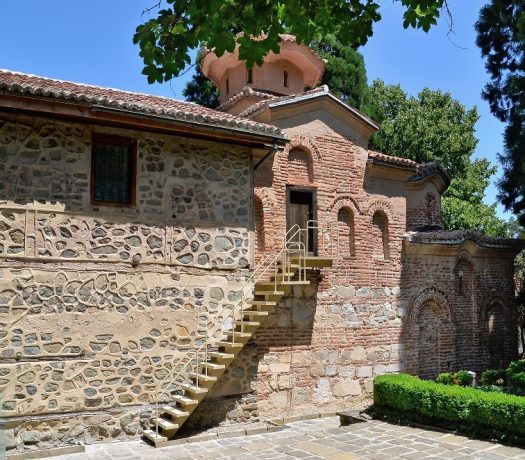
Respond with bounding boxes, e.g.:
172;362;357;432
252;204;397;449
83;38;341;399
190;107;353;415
311;34;368;109
366;80;478;178
134;0;446;83
476;1;525;223
365;80;509;236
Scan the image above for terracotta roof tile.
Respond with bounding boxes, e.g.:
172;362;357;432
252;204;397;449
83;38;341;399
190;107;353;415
368;150;419;167
0;69;285;139
405;230;525;249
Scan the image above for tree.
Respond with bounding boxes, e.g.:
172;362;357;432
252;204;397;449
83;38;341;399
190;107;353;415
182;50;219;108
365;79;509;236
442;159;510;237
366;80;478;178
134;0;447;83
311;34;368;109
476;2;525;224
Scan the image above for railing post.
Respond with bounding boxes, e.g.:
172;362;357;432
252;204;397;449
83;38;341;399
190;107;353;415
196;350;199;388
205;327;208;377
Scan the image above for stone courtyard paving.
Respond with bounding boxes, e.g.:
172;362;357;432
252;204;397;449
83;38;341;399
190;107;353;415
51;416;525;460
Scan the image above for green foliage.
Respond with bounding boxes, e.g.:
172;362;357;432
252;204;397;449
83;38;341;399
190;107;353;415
134;0;446;83
442;159;510;237
182;49;219;108
435;370;473;387
476;2;525;224
373;373;525;443
481;368;508;386
364;80;509;236
366;80;478;177
310;34;368;109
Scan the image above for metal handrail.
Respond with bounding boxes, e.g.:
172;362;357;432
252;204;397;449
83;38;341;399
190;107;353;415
152;224;306;437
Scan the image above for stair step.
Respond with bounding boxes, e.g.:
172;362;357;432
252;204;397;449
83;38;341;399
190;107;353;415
226;331;252;339
256;281;309;288
172;395;199;407
246;300;276;306
143;429;167;445
180;383;208;395
208;351;235;361
255;291;285;296
234;320;260;327
200;362;225;371
291;256;333;268
153;417;179;431
189;372;217;383
242;309;269;317
217;340;243;350
162;406;189;418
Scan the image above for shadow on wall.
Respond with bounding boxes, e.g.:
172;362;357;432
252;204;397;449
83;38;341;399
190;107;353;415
399;249;517;380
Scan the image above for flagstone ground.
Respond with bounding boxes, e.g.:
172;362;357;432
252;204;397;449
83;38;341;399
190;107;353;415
49;416;525;460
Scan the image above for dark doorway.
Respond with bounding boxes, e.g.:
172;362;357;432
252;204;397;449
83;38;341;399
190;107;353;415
286;187;317;255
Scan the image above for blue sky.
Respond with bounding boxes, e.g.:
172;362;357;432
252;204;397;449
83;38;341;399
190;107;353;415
0;1;507;217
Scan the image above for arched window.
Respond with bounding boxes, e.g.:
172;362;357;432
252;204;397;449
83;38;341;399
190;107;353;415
247;68;253;84
288;147;314;183
372;211;389;259
283;70;289;87
337;208;355;256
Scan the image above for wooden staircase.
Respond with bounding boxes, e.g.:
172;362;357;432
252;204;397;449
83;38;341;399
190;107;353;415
143;223;335;447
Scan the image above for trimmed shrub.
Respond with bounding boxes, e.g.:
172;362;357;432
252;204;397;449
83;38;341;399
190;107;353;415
373;373;525;444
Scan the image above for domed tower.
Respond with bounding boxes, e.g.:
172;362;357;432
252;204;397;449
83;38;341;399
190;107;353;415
201;35;326;114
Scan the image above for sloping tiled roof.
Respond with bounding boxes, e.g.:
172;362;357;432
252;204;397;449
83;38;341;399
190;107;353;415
218;86;278;112
404;230;525;250
0;69;285;139
237;85;329;118
368;150;419;167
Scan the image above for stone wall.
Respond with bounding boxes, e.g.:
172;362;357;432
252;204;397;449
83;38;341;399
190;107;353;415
0;112;255;451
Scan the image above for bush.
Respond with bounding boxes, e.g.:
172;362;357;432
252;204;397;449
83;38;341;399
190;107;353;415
435;370;473;386
373;373;525;444
481;369;507;386
508;360;525;375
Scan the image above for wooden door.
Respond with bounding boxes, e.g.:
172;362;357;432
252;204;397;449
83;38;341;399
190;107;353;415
287;188;316;254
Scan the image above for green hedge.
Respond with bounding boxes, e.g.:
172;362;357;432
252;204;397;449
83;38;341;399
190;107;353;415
373;374;525;443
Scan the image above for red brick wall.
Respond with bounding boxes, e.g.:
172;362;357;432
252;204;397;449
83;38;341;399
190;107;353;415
250;122;518;418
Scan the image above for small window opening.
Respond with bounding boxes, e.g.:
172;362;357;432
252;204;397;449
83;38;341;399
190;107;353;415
247;68;253;84
91;134;136;207
226;78;230;94
283;70;289;87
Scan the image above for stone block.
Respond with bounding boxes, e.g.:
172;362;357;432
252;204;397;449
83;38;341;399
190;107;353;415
269;363;290;374
333;380;361;397
355;366;373;378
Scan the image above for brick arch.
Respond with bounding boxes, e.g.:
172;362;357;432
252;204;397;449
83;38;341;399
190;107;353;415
364;199;395;222
327;196;362;215
287;135;322;164
282;136;321;183
454;250;477;272
405;287;456;378
408;287;453;323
